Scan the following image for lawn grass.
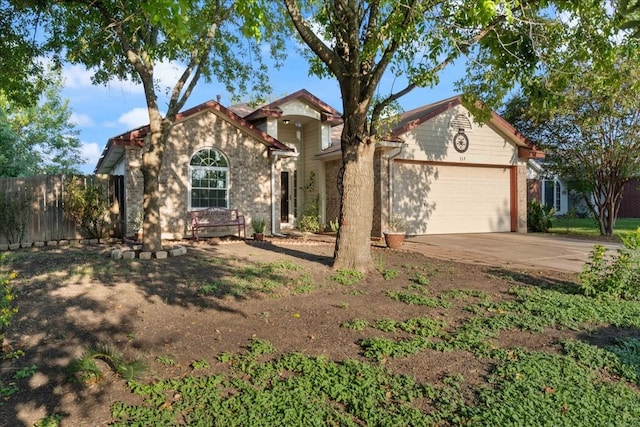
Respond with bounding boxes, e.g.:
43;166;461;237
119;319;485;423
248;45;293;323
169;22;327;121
549;216;640;240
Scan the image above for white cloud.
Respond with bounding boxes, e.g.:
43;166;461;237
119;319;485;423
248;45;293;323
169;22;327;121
154;61;185;87
79;141;103;173
63;64;94;89
118;107;149;129
70;112;94;128
62;63;142;95
62;59;195;103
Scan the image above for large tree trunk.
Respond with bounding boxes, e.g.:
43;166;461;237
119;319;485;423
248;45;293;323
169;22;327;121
140;114;168;252
333;136;376;273
589;184;624;238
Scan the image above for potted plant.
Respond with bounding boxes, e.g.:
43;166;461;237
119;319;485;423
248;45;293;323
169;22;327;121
128;209;144;241
384;215;407;249
251;216;267;241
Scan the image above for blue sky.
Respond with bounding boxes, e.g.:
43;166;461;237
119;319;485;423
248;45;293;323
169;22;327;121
63;52;462;174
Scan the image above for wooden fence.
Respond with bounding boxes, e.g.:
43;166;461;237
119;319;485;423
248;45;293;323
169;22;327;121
0;174;124;245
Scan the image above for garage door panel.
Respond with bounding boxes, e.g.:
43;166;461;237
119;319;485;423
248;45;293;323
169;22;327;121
393;164;511;235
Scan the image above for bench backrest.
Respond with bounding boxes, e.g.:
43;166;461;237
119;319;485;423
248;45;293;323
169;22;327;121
190;208;238;223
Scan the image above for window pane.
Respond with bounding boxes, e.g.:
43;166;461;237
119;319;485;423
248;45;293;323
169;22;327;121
189;149;229;209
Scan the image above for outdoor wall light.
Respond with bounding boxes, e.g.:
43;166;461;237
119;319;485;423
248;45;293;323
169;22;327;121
283;119;290;125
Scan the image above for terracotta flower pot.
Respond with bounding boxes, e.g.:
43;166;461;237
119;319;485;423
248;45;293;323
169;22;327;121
384;232;405;249
253;233;265;241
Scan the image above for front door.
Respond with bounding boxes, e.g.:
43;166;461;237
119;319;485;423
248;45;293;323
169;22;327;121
281;171;289;223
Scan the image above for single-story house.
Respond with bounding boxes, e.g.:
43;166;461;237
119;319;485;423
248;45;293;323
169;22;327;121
95;89;542;238
526;161;587;216
528;161;640;218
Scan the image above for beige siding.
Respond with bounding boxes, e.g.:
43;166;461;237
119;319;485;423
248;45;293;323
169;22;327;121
301;123;322;215
400;105;517;166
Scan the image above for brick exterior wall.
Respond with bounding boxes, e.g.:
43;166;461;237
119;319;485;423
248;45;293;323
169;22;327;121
324;159;341;226
372;151;384;237
619;179;640;218
125;148;144;237
527;178;542;204
125;110;274;239
517;164;528;232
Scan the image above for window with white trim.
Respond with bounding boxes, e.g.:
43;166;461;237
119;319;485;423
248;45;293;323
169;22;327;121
189;148;229;209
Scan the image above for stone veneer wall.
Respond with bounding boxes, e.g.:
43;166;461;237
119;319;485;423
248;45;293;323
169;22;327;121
372;151;384;237
517;163;528;233
125;147;144;237
324;159;341;226
156;110;274;239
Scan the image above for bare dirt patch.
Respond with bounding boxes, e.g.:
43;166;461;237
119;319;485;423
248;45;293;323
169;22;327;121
0;235;581;426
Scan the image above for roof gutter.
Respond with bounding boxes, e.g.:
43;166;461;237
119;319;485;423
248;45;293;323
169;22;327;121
387;146;404;228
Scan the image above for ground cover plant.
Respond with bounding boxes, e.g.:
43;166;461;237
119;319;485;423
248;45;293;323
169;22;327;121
1;236;640;425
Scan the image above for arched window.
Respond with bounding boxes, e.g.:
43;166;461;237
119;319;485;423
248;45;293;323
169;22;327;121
189;148;229;209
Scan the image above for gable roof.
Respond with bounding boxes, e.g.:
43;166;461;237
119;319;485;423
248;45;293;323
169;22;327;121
94;100;293;174
242;89;343;125
389;95;543;158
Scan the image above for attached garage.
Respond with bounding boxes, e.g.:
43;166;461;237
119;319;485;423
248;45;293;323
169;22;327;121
320;95;542;237
393;161;515;235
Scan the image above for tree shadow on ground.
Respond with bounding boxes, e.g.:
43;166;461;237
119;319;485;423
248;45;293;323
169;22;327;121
485;267;583;295
243;240;334;266
1;242;322;425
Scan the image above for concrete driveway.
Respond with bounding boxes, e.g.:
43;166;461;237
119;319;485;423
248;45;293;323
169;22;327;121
404;233;622;273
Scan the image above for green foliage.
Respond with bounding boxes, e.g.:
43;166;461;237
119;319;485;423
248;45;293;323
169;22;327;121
360;336;431;361
63;176;109;239
191;359;210;371
329;218;339;232
580;229;640;300
562;338;640;384
155;355;176;366
0;361;33;401
67;345;146;384
0;3;48;108
251;216;267;234
358;317;447;361
411;272;430;286
386;290;451;308
330;268;363;285
111;343;447;426
469;351;640;425
0;189;31;244
341;318;369;331
298;195;322;233
0;269;18;343
291;273;316;294
382;269;399;280
198;261;307;297
33;414;64;427
503;34;640;236
527;200;554;233
386;215;407;233
0;70;82;176
26;0;288;249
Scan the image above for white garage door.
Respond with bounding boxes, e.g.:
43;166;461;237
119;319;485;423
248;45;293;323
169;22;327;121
393;163;513;235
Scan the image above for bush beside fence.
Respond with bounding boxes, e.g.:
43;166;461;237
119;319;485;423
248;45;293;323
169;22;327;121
0;174;124;245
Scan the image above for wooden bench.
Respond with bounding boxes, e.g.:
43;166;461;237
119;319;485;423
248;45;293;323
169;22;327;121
189;207;246;240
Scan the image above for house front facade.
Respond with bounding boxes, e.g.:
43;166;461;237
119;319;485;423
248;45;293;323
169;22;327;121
95;90;541;239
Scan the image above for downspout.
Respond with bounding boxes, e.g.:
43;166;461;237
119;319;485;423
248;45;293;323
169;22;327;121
386;147;404;225
270;149;299;236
